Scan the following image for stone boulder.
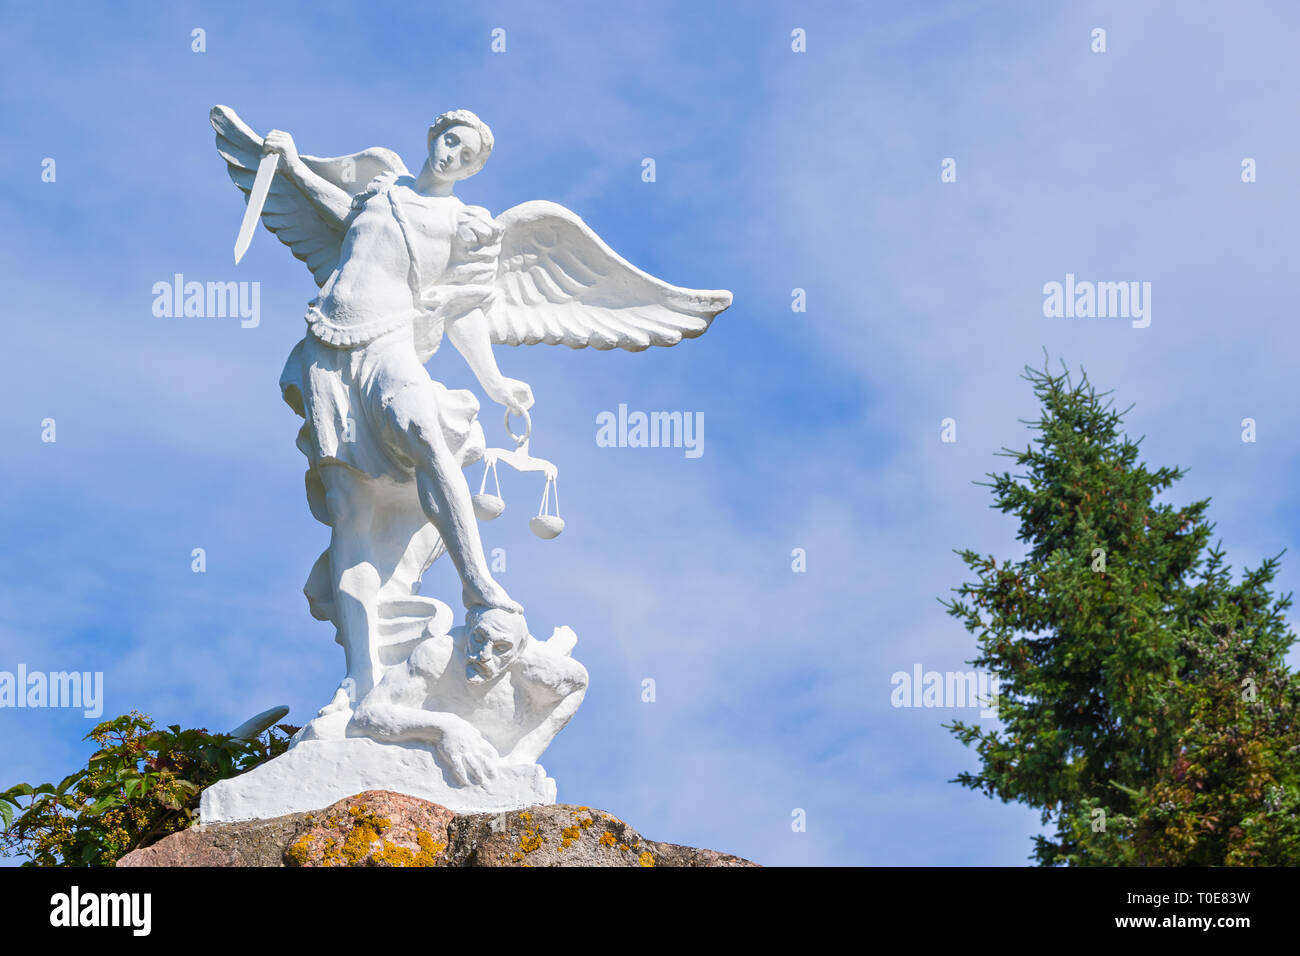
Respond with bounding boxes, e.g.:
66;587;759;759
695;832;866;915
117;790;757;867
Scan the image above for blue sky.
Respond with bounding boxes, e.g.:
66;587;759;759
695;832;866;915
3;0;1299;865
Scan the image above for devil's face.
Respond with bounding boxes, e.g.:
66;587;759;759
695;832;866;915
465;608;526;682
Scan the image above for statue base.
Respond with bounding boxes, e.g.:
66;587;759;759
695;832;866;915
199;735;556;824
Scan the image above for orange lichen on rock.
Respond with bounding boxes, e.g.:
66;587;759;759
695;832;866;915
283;791;453;867
559;824;582;850
518;811;545;855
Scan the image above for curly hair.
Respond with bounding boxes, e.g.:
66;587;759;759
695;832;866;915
427;109;494;177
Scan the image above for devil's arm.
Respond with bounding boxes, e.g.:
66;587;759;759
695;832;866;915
501;650;588;765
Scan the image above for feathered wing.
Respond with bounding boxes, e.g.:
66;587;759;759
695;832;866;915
486;201;731;351
210;105;410;286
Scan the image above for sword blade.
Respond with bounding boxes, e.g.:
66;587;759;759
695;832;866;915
233;152;279;264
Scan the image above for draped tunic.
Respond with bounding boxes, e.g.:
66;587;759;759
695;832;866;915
278;174;494;525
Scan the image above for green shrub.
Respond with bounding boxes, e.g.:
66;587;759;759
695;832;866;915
1;711;296;866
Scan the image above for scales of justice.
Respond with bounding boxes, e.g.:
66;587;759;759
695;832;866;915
198;105;731;822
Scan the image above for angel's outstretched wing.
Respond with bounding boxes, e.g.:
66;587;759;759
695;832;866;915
486;201;731;351
210;105;410;286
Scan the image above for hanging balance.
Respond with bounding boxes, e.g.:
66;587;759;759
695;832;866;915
472;408;564;539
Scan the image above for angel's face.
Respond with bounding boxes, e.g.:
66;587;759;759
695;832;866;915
429;125;484;182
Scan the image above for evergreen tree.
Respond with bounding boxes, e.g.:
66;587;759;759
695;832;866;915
944;359;1298;865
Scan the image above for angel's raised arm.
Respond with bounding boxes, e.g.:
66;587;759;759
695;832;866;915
261;130;353;229
211;106;411;287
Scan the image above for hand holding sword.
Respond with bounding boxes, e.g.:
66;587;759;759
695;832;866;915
233;129;298;264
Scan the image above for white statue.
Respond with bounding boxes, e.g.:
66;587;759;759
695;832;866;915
353;609;587;786
198;105;731;822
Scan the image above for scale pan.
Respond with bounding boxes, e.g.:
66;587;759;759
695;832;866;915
473;494;505;520
529;515;565;539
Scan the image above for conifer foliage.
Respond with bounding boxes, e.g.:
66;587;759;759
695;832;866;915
944;360;1299;865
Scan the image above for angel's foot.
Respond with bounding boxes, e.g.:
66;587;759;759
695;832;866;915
463;581;523;615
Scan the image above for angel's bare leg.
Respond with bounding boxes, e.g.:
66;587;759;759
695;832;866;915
387;383;520;614
320;468;385;699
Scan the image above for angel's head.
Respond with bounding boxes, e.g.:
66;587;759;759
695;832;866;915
427;109;494;184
